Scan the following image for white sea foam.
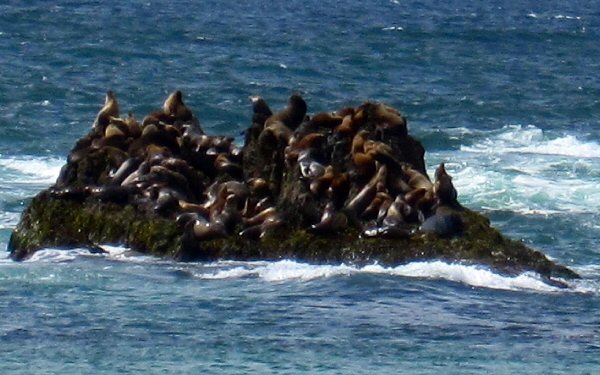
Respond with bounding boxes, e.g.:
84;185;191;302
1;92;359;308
447;125;600;214
20;244;157;264
198;259;561;292
461;125;600;158
24;248;92;263
0;155;64;184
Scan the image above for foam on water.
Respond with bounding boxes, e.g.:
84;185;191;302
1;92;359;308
24;247;92;263
461;125;600;158
198;259;566;293
450;165;600;214
442;125;600;214
0;155;64;184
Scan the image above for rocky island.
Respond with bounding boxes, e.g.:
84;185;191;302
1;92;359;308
8;91;578;282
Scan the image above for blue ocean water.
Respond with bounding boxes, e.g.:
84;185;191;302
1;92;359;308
1;0;600;373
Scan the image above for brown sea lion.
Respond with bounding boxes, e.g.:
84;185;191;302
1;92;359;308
163;90;193;122
93;90;119;131
402;164;433;191
334;114;357;137
309;165;334;196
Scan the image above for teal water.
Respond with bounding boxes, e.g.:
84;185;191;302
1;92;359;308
1;1;600;373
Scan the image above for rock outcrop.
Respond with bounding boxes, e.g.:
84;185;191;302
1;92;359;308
8;91;578;282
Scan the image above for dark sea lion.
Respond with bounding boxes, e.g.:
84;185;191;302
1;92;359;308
361;191;391;221
259;120;293;150
327;172;350;209
420;206;464;237
243;206;277;227
93;90;119;131
434;163;459;207
345;180;377;217
214;153;243;179
192;217;227;241
211;194;242;233
153;188;180;215
265;93;307;131
250;96;273;126
309;202;348;235
48;186;90;202
239;212;283;240
247;177;270;198
309;165;334;196
110;156;142;186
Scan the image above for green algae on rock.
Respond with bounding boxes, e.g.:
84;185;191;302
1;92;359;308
7;91;579;281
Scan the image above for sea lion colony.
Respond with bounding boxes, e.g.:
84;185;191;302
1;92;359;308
51;90;464;254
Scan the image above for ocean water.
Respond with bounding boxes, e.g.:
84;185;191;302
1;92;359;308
1;0;600;373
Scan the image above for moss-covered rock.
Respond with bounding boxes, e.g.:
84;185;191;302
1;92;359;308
7;92;579;283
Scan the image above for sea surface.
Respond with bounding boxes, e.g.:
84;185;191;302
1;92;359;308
1;0;599;373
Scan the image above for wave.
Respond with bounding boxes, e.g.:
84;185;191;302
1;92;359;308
461;125;600;158
438;125;600;214
197;259;564;293
22;244;156;264
0;155;64;185
15;248;600;295
449;165;600;214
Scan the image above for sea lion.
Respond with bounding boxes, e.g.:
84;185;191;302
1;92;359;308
286;132;327;162
345;165;386;217
239;212;283;240
361;191;391;221
93;91;119;131
351;130;376;179
309;165;334;196
420;206;464;237
309;202;348;235
247;177;270;198
298;149;326;179
243;206;277;227
250;96;273;126
211;194;242;233
402;164;433;191
125;112;142;138
110;156;142;186
434;163;459;207
259;120;293;150
163;90;193;122
192;217;227;241
334;115;356;137
214;153;243;179
264;93;307;131
372;103;407;138
327;172;351;209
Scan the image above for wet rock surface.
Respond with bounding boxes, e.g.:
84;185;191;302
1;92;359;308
8;91;578;281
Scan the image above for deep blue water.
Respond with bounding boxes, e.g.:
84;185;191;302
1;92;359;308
1;0;600;373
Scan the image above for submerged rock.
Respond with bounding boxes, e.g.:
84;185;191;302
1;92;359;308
8;91;578;281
